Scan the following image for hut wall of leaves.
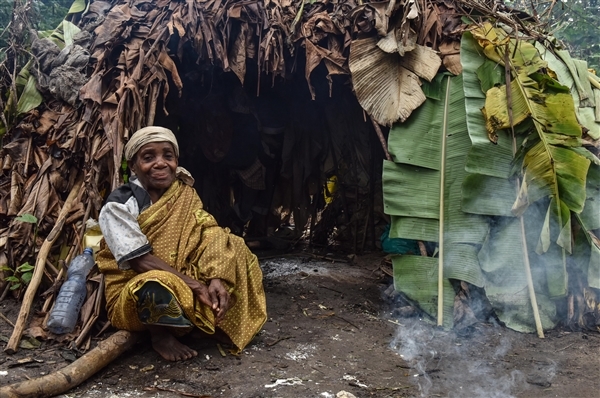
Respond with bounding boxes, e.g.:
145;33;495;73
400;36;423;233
0;0;599;351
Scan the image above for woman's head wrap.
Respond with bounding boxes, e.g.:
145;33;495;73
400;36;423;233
124;126;195;186
124;126;179;161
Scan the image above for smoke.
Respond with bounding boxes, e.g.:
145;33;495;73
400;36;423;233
389;319;553;398
457;369;525;398
390;320;437;397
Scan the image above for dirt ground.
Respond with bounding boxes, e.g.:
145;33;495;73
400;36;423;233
1;251;599;398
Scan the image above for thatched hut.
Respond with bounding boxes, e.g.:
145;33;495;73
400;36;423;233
0;0;598;357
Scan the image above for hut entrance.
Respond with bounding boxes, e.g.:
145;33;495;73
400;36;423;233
152;50;386;252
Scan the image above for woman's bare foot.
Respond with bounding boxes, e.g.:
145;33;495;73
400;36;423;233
147;325;197;362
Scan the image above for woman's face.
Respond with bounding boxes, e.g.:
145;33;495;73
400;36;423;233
130;142;178;197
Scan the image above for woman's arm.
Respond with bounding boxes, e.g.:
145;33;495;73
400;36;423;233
128;254;230;323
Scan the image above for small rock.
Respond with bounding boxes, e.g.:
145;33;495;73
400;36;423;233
526;374;551;388
105;377;119;385
337;391;357;398
140;364;154;372
60;350;78;363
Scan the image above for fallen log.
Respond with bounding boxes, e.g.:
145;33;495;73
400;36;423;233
0;330;140;398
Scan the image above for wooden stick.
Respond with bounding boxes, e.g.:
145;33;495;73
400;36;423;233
418;241;428;256
5;174;84;354
334;315;360;330
0;283;11;302
0;311;15;327
42;267;54;285
540;0;557;19
503;46;544;339
369;116;392;161
44;259;59;277
23;136;32;177
520;215;544;338
65;208;85;226
317;284;344;295
309;196;317;247
589;74;600;90
437;77;451;327
143;386;210;398
266;335;293;347
0;330;139;398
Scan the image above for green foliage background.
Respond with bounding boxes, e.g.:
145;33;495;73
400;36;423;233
0;0;73;47
506;0;600;72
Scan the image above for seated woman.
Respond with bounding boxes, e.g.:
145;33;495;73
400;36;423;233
96;126;267;362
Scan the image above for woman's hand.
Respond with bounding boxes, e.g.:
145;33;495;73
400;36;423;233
190;281;213;309
191;279;230;324
208;279;230;324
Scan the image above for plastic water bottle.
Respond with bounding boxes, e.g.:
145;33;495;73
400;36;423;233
47;248;95;334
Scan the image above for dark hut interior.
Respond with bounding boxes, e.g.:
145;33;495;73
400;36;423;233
150;59;386;251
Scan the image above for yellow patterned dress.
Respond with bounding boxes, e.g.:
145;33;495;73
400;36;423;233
96;179;267;352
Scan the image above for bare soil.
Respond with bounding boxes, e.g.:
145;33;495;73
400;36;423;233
1;252;599;398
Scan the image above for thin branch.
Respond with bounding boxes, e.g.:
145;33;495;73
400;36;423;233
369;116;392;161
0;311;15;327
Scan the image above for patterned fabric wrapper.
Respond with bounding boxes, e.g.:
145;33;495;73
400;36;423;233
97;180;267;352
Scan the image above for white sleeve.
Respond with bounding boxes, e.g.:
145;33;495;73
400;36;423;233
99;197;152;270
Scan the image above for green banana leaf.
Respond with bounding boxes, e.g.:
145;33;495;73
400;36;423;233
384;73;488;328
572;222;600;290
461;31;559;331
386;24;594;334
16;73;43;115
478;214;558;332
389;216;438;243
473;23;597;301
393;255;455;326
67;0;88;15
589;245;600;289
472;24;591;258
38;0;85;48
573;60;595;106
535;44;600;141
576;163;600;289
40;20;81;48
460;31;517;217
580;164;600;231
1;65;43;138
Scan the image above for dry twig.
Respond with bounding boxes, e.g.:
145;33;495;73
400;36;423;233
266;335;293;347
0;311;15;327
143;386;211;397
370;116;392;161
